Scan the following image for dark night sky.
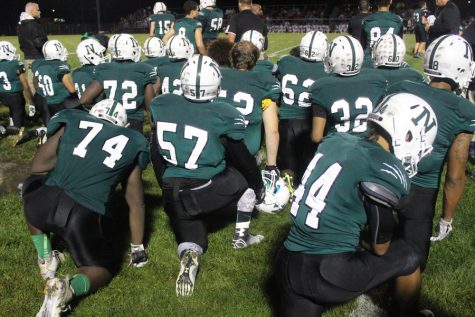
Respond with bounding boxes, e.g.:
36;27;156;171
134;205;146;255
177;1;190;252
1;0;473;26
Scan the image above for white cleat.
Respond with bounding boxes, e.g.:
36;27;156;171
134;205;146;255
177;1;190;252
232;232;264;249
38;251;64;280
36;277;73;317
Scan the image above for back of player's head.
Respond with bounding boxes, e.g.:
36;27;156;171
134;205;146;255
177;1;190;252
240;30;265;52
153;2;167;14
0;41;19;61
358;0;369;11
424;35;475;91
230;41;259;70
89;99;128;127
239;0;253;5
143;37;166;58
184;0;199;15
324;35;363;76
372;34;406;68
76;38;107;66
418;0;426;7
375;0;392;7
42;40;68;61
207;38;233;67
180;55;222;101
108;34;141;62
166;35;193;60
299;31;328;62
367;93;437;177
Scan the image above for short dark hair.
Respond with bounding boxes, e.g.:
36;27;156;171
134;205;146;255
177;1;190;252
375;0;392;6
359;0;369;11
208;39;234;67
184;0;198;15
289;46;300;57
231;41;259;70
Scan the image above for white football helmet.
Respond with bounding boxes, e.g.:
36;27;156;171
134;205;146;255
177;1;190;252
424;35;475;90
200;0;216;8
367;93;438;177
143;37;166;58
372;34;406;68
324;35;364;76
76;38;106;66
180;55;221;101
108;34;141;62
89;99;128;127
42;40;68;61
427;15;436;26
153;2;167;14
299;31;328;62
240;30;265;52
0;41;19;61
166;35;194;60
256;171;291;213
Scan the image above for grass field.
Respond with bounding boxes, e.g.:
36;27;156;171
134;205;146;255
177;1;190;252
0;33;474;317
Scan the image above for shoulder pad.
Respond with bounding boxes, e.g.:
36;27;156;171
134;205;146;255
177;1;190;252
360;181;399;208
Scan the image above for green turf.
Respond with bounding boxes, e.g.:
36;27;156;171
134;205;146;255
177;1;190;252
0;33;474;317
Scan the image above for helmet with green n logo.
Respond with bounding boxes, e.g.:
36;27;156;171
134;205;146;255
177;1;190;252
89;99;128;127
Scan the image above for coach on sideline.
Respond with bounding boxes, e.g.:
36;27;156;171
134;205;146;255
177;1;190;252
226;0;268;50
18;2;48;95
426;0;460;44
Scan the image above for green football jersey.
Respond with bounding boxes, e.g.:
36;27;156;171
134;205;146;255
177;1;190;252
253;60;275;74
362;11;404;53
156;59;186;95
143;56;171;73
277;55;329;120
72;64;95;98
44;109;149;215
93;61;157;122
413;8;429;27
198;7;224;40
310;71;387;136
388;80;475;188
0;60;25;93
284;133;410;254
218;67;281;155
31;59;71;105
365;66;425;88
149;93;246;179
149;13;175;39
174;18;202;51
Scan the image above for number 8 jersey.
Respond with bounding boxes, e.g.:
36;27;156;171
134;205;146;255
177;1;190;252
284;133;410;254
44;109;149;215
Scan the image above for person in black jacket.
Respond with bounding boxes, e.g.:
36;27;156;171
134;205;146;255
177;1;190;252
348;0;370;44
426;0;460;44
18;2;48;96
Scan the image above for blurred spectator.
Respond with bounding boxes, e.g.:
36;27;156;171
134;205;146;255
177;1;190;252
18;2;47;96
348;0;370;43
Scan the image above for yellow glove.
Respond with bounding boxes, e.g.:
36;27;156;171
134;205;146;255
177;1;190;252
262;98;272;111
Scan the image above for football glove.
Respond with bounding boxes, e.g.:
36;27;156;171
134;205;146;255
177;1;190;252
264;165;280;178
430;218;453;242
130;244;149;267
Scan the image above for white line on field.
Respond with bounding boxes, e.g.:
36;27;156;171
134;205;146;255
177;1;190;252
268;46;295;58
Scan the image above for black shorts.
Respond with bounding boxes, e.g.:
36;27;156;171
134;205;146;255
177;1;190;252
396;184;438;271
0;91;26;127
23;177;120;274
275;241;420;317
162;166;248;250
414;25;427;43
277;118;317;182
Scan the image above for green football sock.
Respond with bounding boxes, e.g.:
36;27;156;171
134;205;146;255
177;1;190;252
70;274;90;296
31;234;51;260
